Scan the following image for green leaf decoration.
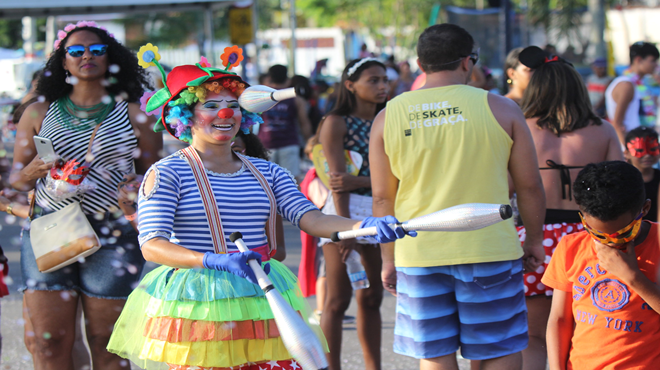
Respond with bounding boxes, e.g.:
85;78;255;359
146;88;172;112
153;118;166;133
186;76;211;87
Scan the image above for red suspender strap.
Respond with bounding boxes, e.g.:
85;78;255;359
237;154;278;256
181;146;278;255
180;146;226;254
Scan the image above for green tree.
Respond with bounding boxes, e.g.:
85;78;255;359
0;19;22;49
296;0;449;58
0;18;46;50
120;12;206;50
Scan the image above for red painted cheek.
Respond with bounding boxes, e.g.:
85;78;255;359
218;108;234;119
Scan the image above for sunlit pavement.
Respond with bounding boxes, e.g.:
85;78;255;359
0;217;469;369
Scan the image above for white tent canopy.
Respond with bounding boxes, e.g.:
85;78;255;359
0;0;233;18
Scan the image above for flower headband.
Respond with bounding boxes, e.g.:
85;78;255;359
54;21;115;50
347;57;380;77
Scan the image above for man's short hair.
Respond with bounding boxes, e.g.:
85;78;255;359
573;161;646;221
630;42;659;64
417;24;474;73
268;64;288;84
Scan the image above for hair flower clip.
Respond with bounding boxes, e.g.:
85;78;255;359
544;55;559;63
220;45;244;71
200;56;212;68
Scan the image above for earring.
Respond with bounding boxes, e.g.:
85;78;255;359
506;78;513;85
65;70;72;85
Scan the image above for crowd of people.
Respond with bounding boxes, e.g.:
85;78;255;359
0;18;658;370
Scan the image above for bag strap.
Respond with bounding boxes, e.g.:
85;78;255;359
235;153;278;256
180;146;227;254
84;123;103;164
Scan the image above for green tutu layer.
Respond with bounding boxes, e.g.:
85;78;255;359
107;260;326;369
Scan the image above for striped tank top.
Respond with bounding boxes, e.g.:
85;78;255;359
35;101;138;215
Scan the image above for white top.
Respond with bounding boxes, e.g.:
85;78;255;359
605;76;640;131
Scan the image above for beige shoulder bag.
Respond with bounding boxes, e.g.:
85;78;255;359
29;124;102;273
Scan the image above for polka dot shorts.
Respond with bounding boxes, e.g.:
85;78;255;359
517;222;583;296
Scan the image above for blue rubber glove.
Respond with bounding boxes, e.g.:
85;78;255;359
359;216;417;244
202;251;271;285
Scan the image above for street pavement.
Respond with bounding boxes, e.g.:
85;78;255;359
0;217;471;370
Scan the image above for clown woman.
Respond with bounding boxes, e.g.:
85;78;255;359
107;44;408;370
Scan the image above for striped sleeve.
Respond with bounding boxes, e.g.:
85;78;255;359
266;161;318;227
137;162;181;247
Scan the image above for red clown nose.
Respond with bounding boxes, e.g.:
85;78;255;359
218;108;234;119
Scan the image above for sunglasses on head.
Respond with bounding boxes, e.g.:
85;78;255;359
65;44;108;57
579;211;643;248
468;50;480;65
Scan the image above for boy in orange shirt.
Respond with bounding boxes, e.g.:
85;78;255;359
543;161;660;370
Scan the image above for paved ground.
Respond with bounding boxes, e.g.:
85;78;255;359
0;217;471;370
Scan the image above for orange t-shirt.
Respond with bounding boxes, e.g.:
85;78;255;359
542;222;660;370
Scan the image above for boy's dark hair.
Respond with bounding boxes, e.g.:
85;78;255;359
573;161;646;221
268;64;288;84
417;24;474;73
630;42;660;64
625;126;659;144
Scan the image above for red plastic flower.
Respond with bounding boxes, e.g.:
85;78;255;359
220;45;244;70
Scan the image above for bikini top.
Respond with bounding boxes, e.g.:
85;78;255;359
539;160;584;201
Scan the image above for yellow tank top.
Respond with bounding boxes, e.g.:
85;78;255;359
384;85;521;267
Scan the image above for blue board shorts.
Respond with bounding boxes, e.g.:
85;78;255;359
20;210;145;299
394;259;528;360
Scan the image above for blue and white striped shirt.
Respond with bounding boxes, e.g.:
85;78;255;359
137;151;317;252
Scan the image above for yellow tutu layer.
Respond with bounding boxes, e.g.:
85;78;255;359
140;338;292;367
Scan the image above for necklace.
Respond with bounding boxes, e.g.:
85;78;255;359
56;95;114;131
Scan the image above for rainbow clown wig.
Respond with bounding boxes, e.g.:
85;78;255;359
138;44;262;143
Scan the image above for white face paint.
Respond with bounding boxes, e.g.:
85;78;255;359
191;89;242;143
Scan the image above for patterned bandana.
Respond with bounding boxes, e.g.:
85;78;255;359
579;212;643;248
626;136;660;158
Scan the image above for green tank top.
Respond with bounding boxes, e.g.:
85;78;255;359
384;85;521;267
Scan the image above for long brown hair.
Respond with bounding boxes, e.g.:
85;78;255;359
521;61;600;136
328;58;387;117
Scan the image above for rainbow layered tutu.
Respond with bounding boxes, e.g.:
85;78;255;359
107;260;324;369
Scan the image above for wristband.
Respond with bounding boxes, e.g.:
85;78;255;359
124;212;137;221
6;203;14;216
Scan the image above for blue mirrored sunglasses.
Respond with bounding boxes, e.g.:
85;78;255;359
66;44;108;57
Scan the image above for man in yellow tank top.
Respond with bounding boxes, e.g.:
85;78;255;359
370;24;546;370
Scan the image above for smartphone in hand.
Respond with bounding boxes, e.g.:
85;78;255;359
33;136;57;162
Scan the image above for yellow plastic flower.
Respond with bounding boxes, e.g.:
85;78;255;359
220;45;244;71
137;43;161;69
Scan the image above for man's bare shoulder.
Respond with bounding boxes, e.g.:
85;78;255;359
611;79;635;101
488;93;521;112
487;93;523;135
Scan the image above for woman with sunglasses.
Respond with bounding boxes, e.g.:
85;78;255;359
515;46;623;370
10;21;162;370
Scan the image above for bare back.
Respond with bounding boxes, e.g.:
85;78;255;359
527;117;623;210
